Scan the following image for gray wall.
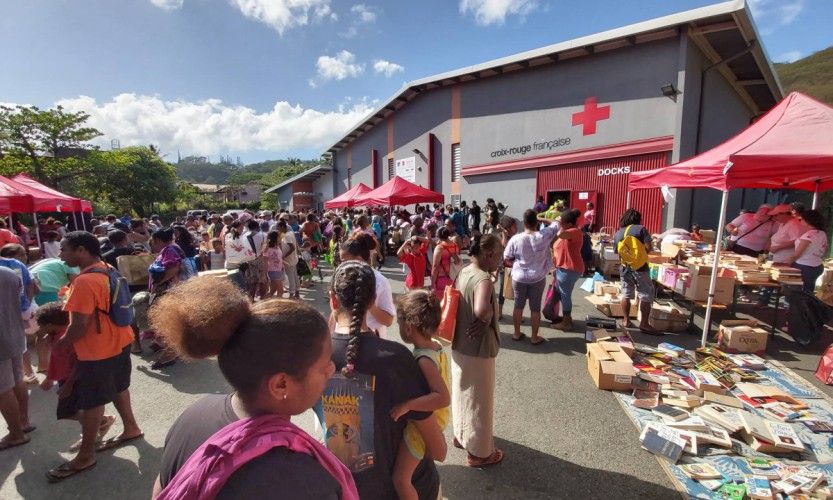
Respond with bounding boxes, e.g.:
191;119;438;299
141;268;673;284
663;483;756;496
313;172;334;211
458;38;680;168
461;169;536;221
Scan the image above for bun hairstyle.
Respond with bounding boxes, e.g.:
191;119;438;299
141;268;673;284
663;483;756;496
437;226;451;241
469;232;500;257
560;208;581;227
330;261;376;377
149;276;328;402
396;290;441;341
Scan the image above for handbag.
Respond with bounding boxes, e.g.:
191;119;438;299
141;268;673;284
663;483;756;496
815;344;833;385
437;284;461;343
502;268;514;300
542;281;561;322
726;219;772;251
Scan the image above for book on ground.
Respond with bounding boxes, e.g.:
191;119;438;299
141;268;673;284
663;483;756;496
760;402;800;422
745;475;772;499
767;422;805;453
703;391;744;409
652;404;690;422
639;423;686;463
801;420;833;433
679;463;722;480
693;404;743;433
689;425;733;448
689;370;723;394
667;416;710;432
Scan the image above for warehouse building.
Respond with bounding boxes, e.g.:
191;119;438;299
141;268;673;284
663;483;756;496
323;0;782;231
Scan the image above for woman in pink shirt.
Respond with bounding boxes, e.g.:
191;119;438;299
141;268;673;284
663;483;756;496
264;231;285;298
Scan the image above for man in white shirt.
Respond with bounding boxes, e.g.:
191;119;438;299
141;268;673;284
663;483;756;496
725;204;775;256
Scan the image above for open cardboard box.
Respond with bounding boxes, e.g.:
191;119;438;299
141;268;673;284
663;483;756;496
593;281;620;296
678;274;735;304
585;294;638;318
586;341;634;391
116;254;156;286
637;300;688;332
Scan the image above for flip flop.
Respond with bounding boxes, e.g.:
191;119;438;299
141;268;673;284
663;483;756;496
22;425;36;434
530;337;547;345
96;433;144;452
69;415;116;452
453;437;464;449
0;435;30;451
467;448;504;468
639;327;665;337
511;333;527;341
46;461;96;483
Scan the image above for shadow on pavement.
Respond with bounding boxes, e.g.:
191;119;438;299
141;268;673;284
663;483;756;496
439;437;680;500
497;331;588;357
136;357;231;395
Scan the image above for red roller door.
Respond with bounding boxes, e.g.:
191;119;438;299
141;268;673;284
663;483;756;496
536;152;668;233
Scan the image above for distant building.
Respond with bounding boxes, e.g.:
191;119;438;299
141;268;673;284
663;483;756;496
264;166;333;211
192;182;263;204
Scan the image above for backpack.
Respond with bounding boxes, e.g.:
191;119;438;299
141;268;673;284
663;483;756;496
616;225;649;270
84;264;135;329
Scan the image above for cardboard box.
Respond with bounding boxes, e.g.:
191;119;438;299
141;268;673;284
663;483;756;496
585;294;638;318
681;274;735;304
659;265;689;290
586;341;634;391
584;315;618;342
717;320;768;354
699;230;716;244
593;281;620;296
116;254;156;286
637;301;689;332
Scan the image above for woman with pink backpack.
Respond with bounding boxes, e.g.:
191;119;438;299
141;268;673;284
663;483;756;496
149;277;358;500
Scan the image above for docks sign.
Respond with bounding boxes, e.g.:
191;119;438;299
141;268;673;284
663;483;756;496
597;166;630;177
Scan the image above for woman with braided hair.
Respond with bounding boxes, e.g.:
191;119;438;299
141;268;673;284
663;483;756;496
337;233;395;338
322;261;445;499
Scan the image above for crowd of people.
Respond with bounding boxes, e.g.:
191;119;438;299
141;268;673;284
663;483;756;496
0;191;827;496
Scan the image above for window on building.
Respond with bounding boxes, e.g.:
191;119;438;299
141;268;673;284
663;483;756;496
451;143;461;182
451;194;461;208
387;157;395;179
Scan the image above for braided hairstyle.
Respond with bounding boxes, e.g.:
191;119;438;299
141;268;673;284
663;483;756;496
330;261;376;377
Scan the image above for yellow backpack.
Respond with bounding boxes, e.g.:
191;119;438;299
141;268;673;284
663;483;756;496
617;225;649;269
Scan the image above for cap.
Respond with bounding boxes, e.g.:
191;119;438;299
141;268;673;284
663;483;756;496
767;204;792;216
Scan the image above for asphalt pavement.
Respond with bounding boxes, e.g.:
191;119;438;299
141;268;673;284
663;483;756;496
3;259;832;499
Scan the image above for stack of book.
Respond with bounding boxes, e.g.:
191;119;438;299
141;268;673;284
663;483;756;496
769;265;803;285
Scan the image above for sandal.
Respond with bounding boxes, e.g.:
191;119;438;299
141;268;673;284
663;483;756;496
467;448;504;468
46;461;96;483
96;433;144;452
69;415;116;452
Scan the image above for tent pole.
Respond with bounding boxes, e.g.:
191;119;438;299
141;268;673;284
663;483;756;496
32;211;42;250
73;212;79;231
626;191;632;209
81;213;87;231
701;190;729;347
813;180;820;209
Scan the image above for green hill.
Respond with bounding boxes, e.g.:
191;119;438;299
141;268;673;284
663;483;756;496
775;46;833;105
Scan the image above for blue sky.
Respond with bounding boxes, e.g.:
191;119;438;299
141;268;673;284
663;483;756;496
1;0;829;163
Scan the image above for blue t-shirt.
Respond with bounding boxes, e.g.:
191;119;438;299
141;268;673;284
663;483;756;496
0;257;32;311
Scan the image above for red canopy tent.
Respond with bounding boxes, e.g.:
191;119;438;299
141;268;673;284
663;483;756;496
324;182;372;209
626;91;833;346
629;92;833;196
11;173;93;213
0;176;36;213
353;176;444;206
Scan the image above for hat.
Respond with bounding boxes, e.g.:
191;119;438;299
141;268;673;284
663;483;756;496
767;204;792;216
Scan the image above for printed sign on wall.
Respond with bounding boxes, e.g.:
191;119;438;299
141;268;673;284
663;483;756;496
395;157;416;182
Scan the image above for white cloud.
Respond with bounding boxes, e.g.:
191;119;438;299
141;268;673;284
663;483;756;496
149;0;184;10
776;50;802;63
310;50;365;87
459;0;538;26
373;60;404;77
351;4;377;23
748;0;804;27
52;93;373;155
230;0;335;35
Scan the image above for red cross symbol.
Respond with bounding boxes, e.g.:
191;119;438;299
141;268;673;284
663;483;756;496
571;97;610;136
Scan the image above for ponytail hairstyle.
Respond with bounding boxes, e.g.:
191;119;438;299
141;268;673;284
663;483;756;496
396;290;441;342
469;232;501;257
149;276;329;404
330;261;376;377
229;220;242;239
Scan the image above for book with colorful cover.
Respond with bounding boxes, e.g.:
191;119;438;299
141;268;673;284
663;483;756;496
766;421;805;453
689;370;723;393
744;475;772;499
658;342;685;358
714;482;746;499
318;372;377;473
631;388;660;410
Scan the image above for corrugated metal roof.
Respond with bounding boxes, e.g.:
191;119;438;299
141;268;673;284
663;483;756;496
263;165;331;194
326;0;781;153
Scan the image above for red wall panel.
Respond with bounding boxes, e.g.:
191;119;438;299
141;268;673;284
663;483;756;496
536;152;668;233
